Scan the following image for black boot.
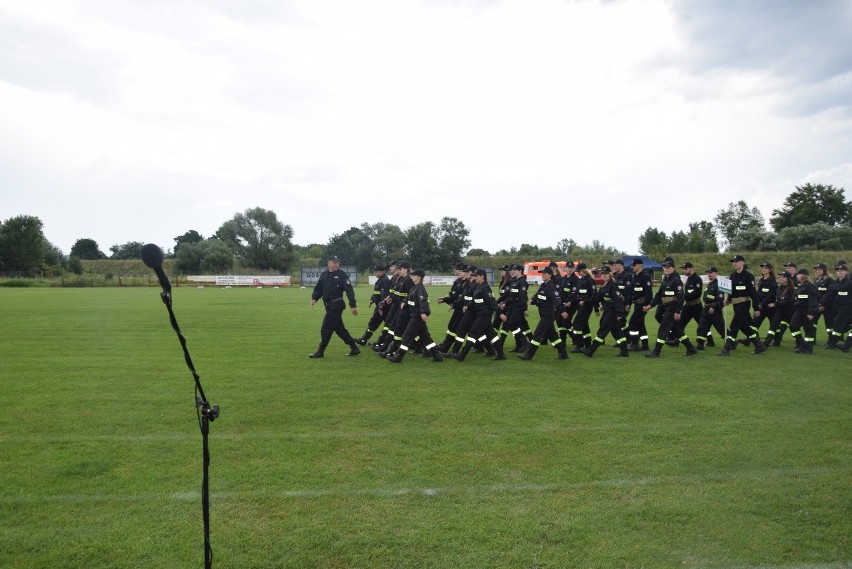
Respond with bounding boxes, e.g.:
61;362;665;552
449;342;473;362
825;335;839;349
683;338;698;356
839;337;852;353
582;340;602;358
617;342;629;357
706;335;716;347
346;341;361;356
430;347;444;362
750;337;766;354
379;340;398;357
308;345;325;359
490;340;506;361
387;349;405;363
354;330;373;345
641;339;650;351
695;338;705;351
555;342;569;360
717;338;734;356
645;342;663;358
518;344;538;360
794;335;805;353
798;341;814;355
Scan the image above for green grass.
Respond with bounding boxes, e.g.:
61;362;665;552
1;287;849;569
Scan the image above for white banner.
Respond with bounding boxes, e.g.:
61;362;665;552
716;276;732;294
186;275;292;286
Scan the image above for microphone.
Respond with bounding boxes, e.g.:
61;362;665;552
141;243;172;294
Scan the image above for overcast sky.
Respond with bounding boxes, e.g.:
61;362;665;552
2;0;851;257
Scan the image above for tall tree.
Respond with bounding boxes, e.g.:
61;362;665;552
70;238;106;260
404;222;441;269
173;230;204;253
215;207;296;271
638;227;669;258
434;217;471;268
684;221;719;253
326;226;373;269
714;201;765;249
109;241;145;260
175;239;235;274
361;222;407;265
770;183;851;231
0;215;46;274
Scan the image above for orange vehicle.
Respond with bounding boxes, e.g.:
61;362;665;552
524;260;604;285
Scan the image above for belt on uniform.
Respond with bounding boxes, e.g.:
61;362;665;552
685;299;702;307
731;296;750;305
661;297;677;305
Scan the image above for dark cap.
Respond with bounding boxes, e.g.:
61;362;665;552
730;255;745;262
459;264;470;271
680;262;694;269
779;271;790;279
397;260;411;269
389;260;398;267
661;260;674;268
548;261;559;268
576;262;587;271
540;266;555;276
760;262;774;269
327;255;341;262
412;269;426;278
466;265;477;273
631;258;644;266
797;268;809;275
785;261;797;268
706;266;718;273
663;256;674;263
511;263;524;271
566;261;576;268
500;264;510;271
373;265;386;272
454;262;465;270
599;266;611;274
814;263;827;271
605;259;616;265
836;263;848;271
473;268;487;277
612;258;624;265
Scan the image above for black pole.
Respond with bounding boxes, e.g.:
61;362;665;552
158;285;219;569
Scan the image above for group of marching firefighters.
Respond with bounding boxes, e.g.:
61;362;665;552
350;256;852;363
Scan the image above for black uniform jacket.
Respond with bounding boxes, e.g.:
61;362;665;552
312;269;356;308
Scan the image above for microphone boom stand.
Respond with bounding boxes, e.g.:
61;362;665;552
157;287;219;569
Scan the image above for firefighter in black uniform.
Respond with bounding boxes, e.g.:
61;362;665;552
717;255;768;355
764;272;795;348
644;259;698;357
824;263;852;351
519;267;569;360
814;263;835;345
493;264;512;347
436;263;468;351
612;259;632;340
355;265;391;345
568;263;597;352
746;262;778;345
447;268;506;362
309;255;359;358
557;262;577;347
789;268;819;354
379;261;414;357
446;266;480;355
627;258;653;351
679;262;703;335
580;266;628;357
370;261;400;351
695;267;726;350
386;269;443;363
499;264;531;352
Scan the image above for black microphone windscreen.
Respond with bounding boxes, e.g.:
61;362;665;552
141;243;165;269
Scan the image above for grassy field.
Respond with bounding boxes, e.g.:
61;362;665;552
0;286;849;569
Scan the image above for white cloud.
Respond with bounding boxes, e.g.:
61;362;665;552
0;0;850;258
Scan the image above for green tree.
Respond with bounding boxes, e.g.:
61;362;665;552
362;222;406;265
68;257;84;275
326;226;373;269
729;227;778;251
770;183;851;231
555;238;577;257
404;222;442;269
109;241;145;260
175;239;236;274
173;230;204;254
714;201;765;249
43;240;66;271
776;223;852;251
466;248;491;257
70;238;106;260
215;207;296;271
0;215;46;274
434;217;471;268
638;227;669;258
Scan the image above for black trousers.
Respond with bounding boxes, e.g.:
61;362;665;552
655;306;684;345
572;304;594;339
365;305;385;333
468;313;499;345
727;302;755;339
593;311;625;343
531;314;559;346
400;316;437;349
789;309;816;343
680;303;703;332
696;305;725;339
628;302;649;342
320;304;354;348
831;305;851;338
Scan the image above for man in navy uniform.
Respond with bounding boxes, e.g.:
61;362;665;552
309;255;359;358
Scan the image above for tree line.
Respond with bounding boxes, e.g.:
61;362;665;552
2;183;850;277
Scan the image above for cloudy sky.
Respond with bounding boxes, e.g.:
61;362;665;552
1;0;851;257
